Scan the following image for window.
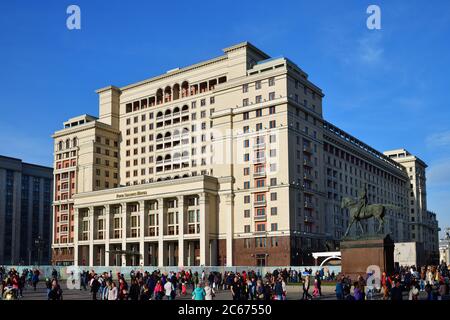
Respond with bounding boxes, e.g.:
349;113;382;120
256;179;265;188
269;120;276;128
268;77;275;86
243;98;249;106
271;223;278;231
256;223;266;232
269;106;275;114
271;192;277;201
243;139;249;148
244;195;250;203
243;112;249;120
255;80;261;90
244;209;250;218
271;207;278;215
256;109;262;117
244;225;250;233
256;95;262;103
243;84;248;93
244;167;250;175
270;178;277;186
244;181;250;189
270;149;277;157
269;134;276;143
269;92;275;101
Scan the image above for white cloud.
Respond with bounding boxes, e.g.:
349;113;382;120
426;131;450;148
358;35;384;64
357;33;384;64
427;158;450;187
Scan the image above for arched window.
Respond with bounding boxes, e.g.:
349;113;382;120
173;84;180;100
72;137;77;147
181;81;189;98
156;89;163;105
65;139;70;149
58;141;63;151
164;86;172;103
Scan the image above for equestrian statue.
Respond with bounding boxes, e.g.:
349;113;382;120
341;186;400;238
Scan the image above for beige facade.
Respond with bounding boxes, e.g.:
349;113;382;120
51;42;438;267
384;149;440;263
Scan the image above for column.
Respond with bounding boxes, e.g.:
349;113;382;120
168;243;173;266
225;193;234;267
187;242;194;266
73;207;79;266
210;239;218;266
88;206;94;266
199;193;210;266
157;198;165;267
121;203;127;266
178;195;185;267
139;200;145;266
104;205;110;267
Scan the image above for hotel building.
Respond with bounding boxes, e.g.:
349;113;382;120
51;42;438;267
0;155;53;265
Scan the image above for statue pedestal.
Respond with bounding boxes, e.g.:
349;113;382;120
340;234;394;280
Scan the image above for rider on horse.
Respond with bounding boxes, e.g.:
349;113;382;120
356;186;368;219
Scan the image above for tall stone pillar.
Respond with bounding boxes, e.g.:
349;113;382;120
139;200;145;266
121;203;127;266
73;207;79;266
104;205;110;267
225;193;234;267
199;193;210;266
88;206;94;266
178;195;185;267
157;198;165;267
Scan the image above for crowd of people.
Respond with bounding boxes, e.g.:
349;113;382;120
1;263;449;301
0;266;63;300
334;263;450;300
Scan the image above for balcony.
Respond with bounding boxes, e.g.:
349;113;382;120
303;145;313;154
304;201;314;210
303;173;314;181
302;186;315;195
254;214;267;221
253;143;266;150
303;159;313;167
253;157;266;164
254;170;266;178
254;199;267;207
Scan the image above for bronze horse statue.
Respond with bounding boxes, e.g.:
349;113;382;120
341;197;398;237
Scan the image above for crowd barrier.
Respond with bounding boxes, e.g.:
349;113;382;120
1;265;341;280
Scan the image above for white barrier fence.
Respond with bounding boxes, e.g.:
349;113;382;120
1;265;341;280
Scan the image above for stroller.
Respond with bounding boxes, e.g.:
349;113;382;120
2;286;19;300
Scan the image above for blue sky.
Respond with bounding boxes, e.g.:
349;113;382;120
0;1;449;234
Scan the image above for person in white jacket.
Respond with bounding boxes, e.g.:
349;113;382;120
107;281;118;300
204;281;215;300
